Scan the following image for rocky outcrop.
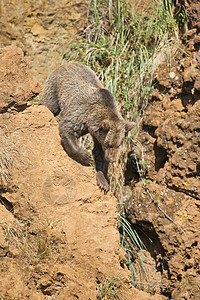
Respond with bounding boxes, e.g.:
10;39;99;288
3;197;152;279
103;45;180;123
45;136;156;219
0;45;41;113
125;10;200;299
0;0;87;82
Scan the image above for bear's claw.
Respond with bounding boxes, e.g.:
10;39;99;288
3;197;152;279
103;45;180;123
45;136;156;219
96;171;110;193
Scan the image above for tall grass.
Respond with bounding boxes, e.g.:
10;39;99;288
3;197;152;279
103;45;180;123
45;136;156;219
96;276;123;299
118;214;159;291
60;1;181;203
62;0;180;120
72;3;180;206
0;128;16;186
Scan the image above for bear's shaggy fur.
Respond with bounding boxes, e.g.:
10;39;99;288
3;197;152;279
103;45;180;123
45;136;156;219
41;62;134;191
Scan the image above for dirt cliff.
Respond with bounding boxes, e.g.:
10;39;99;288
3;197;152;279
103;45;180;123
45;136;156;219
0;1;200;299
0;45;165;299
124;1;200;299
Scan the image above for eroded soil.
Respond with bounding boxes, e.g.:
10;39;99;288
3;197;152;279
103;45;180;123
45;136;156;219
0;0;200;299
0;45;165;299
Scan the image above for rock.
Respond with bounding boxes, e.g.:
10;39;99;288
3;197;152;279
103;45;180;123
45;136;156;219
169;71;176;79
194;75;200;90
183;66;198;82
30;23;46;37
0;45;41;112
0;0;88;82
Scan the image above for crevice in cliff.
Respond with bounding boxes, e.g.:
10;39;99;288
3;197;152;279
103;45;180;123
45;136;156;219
124;152;140;185
122;219;173;299
153;141;168;171
132;220;171;278
0;101;16;113
142;123;157;138
0;195;14;213
166;184;200;200
0;102;28;114
177;88;200;109
153;82;171;95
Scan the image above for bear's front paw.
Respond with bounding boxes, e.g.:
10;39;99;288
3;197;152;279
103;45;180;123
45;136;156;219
96;171;110;193
77;149;93;166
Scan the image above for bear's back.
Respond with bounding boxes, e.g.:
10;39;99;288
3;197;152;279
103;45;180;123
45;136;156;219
56;62;103;91
45;62;119;117
56;63;116;110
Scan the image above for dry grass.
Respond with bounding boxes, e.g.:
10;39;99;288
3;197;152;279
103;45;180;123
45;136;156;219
0;129;15;185
2;219;51;262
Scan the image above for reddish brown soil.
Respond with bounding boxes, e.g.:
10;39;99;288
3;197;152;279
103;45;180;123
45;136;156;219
0;45;165;300
0;1;200;299
124;1;200;298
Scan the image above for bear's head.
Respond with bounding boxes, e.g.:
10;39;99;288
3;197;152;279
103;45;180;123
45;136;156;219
96;118;135;162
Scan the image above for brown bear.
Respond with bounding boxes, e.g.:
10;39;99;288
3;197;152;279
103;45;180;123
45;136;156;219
40;62;135;191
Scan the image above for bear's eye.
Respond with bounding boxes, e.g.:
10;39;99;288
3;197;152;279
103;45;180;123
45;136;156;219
99;127;107;133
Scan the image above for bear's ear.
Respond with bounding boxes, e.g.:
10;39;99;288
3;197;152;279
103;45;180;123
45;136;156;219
99;119;111;132
125;121;135;133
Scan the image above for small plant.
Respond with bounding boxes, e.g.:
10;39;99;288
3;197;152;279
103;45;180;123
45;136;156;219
27;95;41;106
0;129;16;185
37;230;50;259
118;214;155;290
96;276;123;300
2;221;36;259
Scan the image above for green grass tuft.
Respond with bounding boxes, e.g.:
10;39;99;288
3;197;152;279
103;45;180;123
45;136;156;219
96;276;123;300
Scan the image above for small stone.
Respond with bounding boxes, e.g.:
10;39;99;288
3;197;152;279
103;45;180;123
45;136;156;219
169;72;176;79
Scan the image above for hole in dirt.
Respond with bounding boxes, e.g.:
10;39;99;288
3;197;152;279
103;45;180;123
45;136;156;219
178;86;200;109
162;291;173;299
154;82;170;95
40;284;52;296
124;151;140;185
119;259;125;268
177;274;182;281
142;123;157;138
96;277;101;285
0;196;14;213
191;241;198;247
153;142;168;172
184;265;192;271
194;42;200;51
196;164;200;176
129;220;171;278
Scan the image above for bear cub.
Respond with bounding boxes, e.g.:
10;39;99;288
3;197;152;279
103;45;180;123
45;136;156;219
41;62;134;191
